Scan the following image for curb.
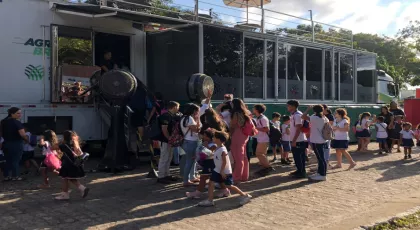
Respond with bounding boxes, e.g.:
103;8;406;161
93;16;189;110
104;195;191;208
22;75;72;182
353;206;420;230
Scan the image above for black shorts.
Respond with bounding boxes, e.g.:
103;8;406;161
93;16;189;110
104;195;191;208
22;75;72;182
210;171;233;186
21;151;35;162
199;159;215;175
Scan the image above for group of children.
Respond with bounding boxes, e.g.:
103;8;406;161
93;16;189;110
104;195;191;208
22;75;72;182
1;127;89;201
355;113;419;159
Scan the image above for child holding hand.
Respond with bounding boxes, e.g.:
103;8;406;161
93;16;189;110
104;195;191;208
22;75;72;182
198;131;252;207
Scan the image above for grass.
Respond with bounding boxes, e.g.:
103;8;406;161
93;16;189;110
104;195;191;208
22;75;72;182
368;211;420;230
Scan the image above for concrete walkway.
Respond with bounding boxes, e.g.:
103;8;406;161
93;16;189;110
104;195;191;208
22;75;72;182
1;143;420;230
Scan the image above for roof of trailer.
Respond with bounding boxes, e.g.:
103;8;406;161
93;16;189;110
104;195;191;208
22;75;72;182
50;1;191;26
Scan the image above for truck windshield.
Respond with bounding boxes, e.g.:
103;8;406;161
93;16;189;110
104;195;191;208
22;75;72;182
387;82;396;96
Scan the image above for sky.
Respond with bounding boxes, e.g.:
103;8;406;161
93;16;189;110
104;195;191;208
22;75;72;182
171;0;420;36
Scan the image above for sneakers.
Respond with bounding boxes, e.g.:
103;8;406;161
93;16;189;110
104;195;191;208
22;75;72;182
309;174;326;181
54;192;70;200
157;177;171;184
81;187;90;198
409;154;412;159
239;194;252;206
404;155;408;159
281;159;291;165
216;188;231;198
186;191;202;199
198;199;215;207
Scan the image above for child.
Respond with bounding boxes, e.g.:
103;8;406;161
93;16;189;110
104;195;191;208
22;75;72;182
281;115;292;165
55;130;89;200
400;122;415;159
21;123;39;175
331;108;357;170
38;130;60;189
375;116;389;154
186;129;230;199
416;124;420;147
357;112;372;152
354;113;363;151
270;112;282;162
389;115;403;152
198;131;252;207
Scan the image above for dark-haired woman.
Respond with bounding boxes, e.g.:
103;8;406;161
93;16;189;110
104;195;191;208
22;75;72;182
1;107;28;181
180;103;201;187
230;99;251;184
55;131;89;200
378;106;393;151
302;105;328;181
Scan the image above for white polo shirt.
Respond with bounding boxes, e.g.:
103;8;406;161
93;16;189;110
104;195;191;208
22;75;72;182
290;110;307;142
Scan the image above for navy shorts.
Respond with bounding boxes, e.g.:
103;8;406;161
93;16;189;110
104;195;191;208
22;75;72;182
357;129;371;138
21;151;35;162
401;138;414;147
331;140;349;149
282;141;291;152
376;138;387;144
270;140;282;148
210;171;233;186
199;159;215;175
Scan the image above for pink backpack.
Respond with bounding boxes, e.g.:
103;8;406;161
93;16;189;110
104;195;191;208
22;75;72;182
43;147;61;170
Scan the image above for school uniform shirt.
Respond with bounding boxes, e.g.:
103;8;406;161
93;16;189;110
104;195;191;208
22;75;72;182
213;146;232;174
23;132;35;152
181;116;200;141
375;123;388;138
281;124;291;141
290;111;307;142
255;115;270;143
333;119;349;140
361;118;370;130
400;130;414;139
309;115;327;144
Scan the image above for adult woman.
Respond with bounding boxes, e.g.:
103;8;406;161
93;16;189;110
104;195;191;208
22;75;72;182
322;105;334;167
230;98;251;184
378;106;393;150
1;107;28;181
331;108;356;170
302;105;328;181
180;103;201;187
389;101;405;118
55;131;89;200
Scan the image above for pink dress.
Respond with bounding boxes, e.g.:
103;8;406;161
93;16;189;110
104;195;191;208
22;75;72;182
231;112;250;182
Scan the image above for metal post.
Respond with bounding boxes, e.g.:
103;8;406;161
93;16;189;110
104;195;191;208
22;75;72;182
338;52;341;101
285;44;288;100
194;0;199;22
303;47;307;100
198;23;204;73
354;53;358;102
331;47;335;100
263;39;267;99
242;35;246;99
42;25;47;102
322;49;325;101
274;39;279;99
261;0;264;33
309;10;315;42
351;33;354;49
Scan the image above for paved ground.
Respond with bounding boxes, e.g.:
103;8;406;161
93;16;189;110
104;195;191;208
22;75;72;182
2;143;420;230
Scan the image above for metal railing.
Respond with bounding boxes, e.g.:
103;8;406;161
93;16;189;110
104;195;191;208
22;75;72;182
93;0;353;48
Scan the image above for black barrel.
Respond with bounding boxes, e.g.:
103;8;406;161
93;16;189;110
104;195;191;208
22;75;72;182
98;70;138;103
187;73;214;102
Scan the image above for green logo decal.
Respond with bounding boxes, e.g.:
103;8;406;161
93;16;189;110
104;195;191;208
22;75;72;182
24;65;44;81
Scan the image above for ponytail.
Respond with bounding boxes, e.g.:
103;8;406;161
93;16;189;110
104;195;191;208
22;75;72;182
344;115;350;124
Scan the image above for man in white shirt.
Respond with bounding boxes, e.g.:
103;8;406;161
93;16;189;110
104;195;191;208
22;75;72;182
252;104;274;176
287;100;308;178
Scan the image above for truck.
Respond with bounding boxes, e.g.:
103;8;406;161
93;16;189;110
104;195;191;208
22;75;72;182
0;0;397;145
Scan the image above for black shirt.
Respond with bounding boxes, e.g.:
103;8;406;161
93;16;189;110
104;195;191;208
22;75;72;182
101;59;115;74
158;112;181;142
390;108;405;118
1;118;24;142
378;112;394;125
